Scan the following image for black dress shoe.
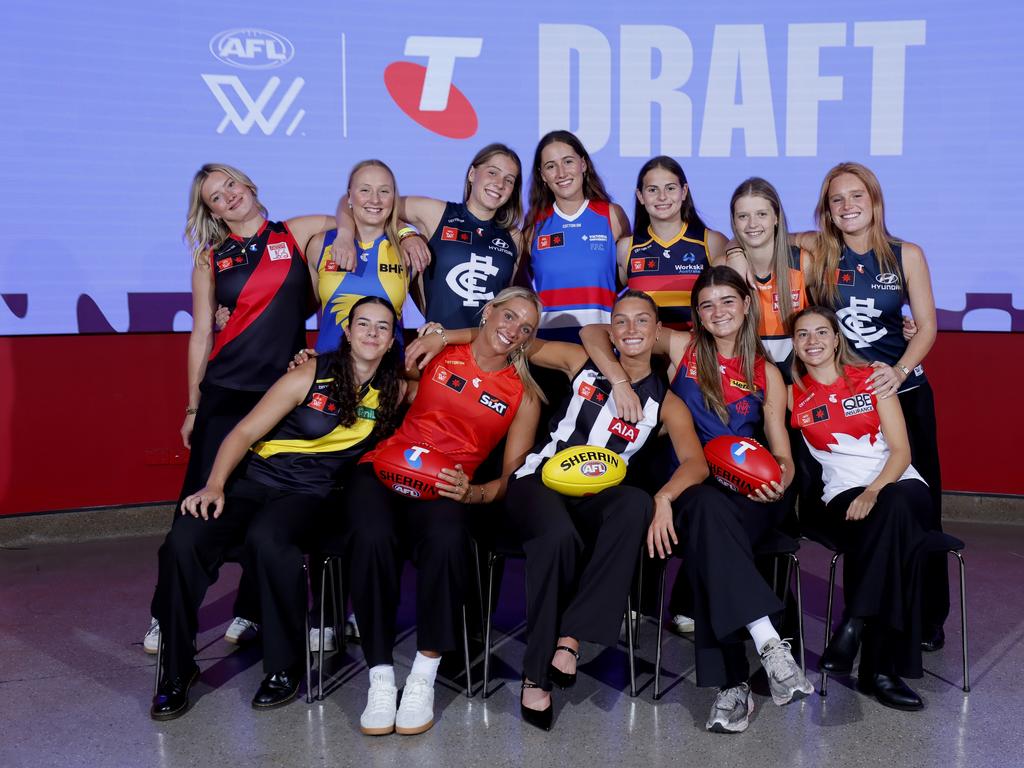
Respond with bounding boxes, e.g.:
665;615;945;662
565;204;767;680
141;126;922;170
548;645;579;690
252;668;302;709
520;679;553;731
820;618;864;675
857;673;924;711
150;664;200;721
921;626;945;652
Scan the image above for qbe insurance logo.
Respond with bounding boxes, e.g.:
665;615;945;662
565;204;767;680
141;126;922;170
384;36;482;139
202;28;306;136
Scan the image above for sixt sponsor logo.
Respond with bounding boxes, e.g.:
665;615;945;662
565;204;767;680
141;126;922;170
560;449;620;473
209;29;295;69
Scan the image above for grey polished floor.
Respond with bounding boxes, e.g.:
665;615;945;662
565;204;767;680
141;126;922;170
1;520;1019;768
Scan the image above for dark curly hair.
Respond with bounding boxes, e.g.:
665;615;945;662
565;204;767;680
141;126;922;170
325;295;403;442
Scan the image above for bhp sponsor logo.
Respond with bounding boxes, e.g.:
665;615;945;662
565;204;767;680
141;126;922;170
384;36;482;139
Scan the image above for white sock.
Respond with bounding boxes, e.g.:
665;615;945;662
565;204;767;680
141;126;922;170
369;664;395;687
746;617;780;653
410;652;442;685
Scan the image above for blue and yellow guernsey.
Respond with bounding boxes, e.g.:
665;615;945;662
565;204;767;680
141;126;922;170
246;356;381;496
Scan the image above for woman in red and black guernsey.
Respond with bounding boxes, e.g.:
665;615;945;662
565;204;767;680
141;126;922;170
347;287;542;737
144;165;333;654
151;296;405;721
790;306;930;711
796;162;947;651
582;267;813;734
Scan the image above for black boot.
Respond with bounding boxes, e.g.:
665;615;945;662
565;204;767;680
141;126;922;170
252;668;302;709
820;617;864;675
150;664;200;721
857;673;924;711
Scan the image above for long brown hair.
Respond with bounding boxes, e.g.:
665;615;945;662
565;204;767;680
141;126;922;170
525;130;611;231
463;143;523;231
730;177;797;328
788;305;867;390
687;266;767;424
809;162;902;307
184;163;268;267
632;155;707;240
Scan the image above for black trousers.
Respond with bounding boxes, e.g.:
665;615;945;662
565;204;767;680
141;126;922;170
505;473;652;691
898;382;949;631
151;478;321;679
809;480;929;677
343;464;472;668
671;482;786;689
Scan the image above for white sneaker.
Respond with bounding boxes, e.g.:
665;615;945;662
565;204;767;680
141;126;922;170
224;617;259;644
360;672;398;736
345;613;361;642
670;614;695;635
760;638;814;706
395;673;435;735
309;626;337;653
706;683;754;733
143;617;161;654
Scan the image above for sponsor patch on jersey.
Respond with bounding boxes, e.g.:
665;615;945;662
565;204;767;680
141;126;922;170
729;378;755;393
842;393;874;417
478;391;509;415
267;242;291;261
356;405;377;421
837;269;856;286
323;259;341;272
379;262;404;275
432;366;466;392
630;256;660;273
577;381;608;405
307;392;338;413
441;226;472;243
537;233;565;250
797;405;830;427
608;417;639;442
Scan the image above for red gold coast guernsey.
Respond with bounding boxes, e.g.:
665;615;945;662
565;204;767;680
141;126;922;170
361;343;525;477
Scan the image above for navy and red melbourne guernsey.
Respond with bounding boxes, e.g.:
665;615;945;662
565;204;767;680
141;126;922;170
670;346;766;446
205;220;315;391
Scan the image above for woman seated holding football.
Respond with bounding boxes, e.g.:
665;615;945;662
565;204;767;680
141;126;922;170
790;306;930;711
581;266;813;735
346;286;542;738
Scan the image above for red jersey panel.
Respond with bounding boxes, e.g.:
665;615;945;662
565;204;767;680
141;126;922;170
362;343;525;477
791;365;923;502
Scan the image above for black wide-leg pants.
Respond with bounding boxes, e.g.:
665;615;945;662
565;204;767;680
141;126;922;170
671;482;786;689
505;473;652;691
152;478;320;680
343;464;471;668
811;479;929;677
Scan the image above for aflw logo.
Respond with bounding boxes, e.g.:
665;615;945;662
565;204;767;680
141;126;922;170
384;36;481;139
203;28;305;136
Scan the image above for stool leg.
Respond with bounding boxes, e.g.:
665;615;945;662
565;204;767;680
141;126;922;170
635;555;644;650
626;593;636;697
951;550;970;693
462;604;474;698
820;552;840;697
154;634;163;696
317;557;329;701
482;553;498;700
303;560;312;704
653;564;667;700
790;554;806;675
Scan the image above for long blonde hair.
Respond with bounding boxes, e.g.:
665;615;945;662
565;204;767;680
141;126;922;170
184;163;268;267
810;162;901;307
482;286;547;404
789;306;867;390
463;143;523;231
347;159;402;254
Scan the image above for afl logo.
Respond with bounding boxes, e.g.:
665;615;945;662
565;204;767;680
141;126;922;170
392;484;422;498
875;273;900;284
209;29;295;69
580;461;608;477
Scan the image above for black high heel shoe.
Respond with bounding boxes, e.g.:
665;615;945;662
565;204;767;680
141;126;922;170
820;617;864;675
548;645;579;690
521;679;553;731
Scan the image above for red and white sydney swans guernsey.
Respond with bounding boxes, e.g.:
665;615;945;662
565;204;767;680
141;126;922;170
361;343;525;478
791;365;924;503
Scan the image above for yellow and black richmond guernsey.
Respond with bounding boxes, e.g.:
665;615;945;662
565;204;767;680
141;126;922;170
245;356;380;497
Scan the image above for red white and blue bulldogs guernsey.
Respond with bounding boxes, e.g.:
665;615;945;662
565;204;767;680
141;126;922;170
531;200;617;341
791;365;924;503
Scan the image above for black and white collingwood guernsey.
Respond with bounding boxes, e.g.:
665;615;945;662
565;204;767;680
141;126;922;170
515;359;667;478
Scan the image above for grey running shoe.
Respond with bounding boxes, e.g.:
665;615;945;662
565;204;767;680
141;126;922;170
760;638;814;705
706;683;754;733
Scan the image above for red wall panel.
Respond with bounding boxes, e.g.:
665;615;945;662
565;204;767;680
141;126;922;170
0;331;1020;515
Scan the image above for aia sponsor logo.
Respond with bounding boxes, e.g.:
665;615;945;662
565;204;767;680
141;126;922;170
384;36;482;139
608;417;638;442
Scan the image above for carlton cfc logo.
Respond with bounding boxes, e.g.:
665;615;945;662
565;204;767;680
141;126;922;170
384;36;482;139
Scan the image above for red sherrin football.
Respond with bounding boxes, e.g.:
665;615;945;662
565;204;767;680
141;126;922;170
703;435;782;495
372;442;456;501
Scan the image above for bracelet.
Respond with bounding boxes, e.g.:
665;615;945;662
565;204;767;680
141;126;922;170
896;363;911;379
185;407;198;415
612;378;629;386
726;246;745;255
432;326;448;346
398;226;420;242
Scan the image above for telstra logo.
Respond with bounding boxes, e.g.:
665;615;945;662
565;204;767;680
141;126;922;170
384;36;482;139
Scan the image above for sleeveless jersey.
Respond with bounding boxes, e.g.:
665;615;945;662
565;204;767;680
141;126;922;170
791;365;924;503
515;359;666;478
754;245;808;381
832;242;924;391
422;202;518;329
670;346;766;446
206;219;313;391
361;343;524;478
531;200;618;342
626;222;710;328
247;356;381;496
314;230;407;353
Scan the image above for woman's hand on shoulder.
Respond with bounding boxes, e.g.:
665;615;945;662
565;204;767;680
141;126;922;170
398;232;431;275
611;380;644;424
287;348;319;371
406;325;446;371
